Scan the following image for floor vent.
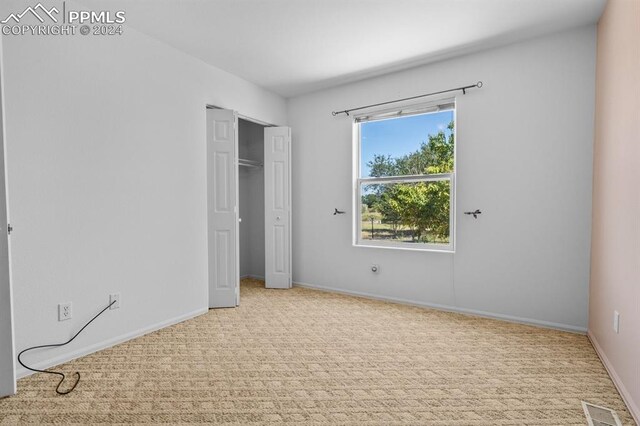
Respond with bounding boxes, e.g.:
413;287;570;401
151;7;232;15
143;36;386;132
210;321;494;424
582;401;622;426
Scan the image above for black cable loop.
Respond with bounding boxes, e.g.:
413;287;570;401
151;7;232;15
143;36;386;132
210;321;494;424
17;300;115;395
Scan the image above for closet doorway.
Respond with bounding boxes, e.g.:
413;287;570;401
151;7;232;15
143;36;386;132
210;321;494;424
206;108;292;309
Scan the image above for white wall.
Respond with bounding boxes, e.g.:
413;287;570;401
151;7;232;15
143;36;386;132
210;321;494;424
239;168;252;278
589;0;640;420
288;26;596;331
1;3;286;374
0;40;16;396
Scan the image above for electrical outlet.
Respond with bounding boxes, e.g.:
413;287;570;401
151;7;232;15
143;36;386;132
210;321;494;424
109;293;121;310
58;302;72;321
613;310;620;333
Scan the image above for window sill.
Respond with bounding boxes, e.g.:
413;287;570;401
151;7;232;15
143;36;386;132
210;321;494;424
354;242;455;254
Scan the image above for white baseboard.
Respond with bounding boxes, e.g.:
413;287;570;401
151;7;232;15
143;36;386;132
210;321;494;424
588;331;639;424
293;281;587;334
16;307;208;379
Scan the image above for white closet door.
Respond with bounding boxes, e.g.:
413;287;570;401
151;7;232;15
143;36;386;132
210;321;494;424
264;127;292;289
0;65;15;397
0;201;13;398
207;109;239;308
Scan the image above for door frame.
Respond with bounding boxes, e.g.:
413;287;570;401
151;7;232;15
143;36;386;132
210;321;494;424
206;105;277;128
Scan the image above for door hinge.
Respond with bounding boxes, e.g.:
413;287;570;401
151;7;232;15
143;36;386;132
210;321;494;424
7;224;12;235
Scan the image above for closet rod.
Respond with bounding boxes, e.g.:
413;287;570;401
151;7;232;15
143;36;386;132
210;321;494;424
238;158;263;168
331;81;483;117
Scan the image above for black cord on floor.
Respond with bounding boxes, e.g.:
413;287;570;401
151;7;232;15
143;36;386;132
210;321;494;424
17;300;116;395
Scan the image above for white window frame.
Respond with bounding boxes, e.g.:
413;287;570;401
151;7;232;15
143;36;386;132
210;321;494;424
353;100;456;252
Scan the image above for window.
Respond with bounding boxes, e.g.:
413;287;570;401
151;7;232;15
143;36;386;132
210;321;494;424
354;100;455;251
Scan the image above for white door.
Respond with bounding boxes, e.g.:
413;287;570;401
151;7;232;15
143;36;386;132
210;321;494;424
264;127;292;289
0;173;14;398
207;109;239;308
0;62;15;397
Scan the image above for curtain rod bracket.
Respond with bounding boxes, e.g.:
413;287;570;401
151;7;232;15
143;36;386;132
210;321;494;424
331;81;483;117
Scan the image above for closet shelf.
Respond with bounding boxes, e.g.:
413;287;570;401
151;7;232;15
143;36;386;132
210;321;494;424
238;158;263;168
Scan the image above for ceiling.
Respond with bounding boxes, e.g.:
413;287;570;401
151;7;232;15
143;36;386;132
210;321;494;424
78;0;606;97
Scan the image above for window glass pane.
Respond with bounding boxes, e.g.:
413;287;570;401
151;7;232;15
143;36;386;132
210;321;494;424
361;180;451;245
360;110;455;178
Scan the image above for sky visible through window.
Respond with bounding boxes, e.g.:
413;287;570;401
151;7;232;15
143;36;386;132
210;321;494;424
360;110;454;178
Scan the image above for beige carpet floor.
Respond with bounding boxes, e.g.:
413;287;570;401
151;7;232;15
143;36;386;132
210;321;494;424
0;278;635;425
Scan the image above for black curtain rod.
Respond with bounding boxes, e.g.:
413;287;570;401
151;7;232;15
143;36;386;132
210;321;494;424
331;81;483;117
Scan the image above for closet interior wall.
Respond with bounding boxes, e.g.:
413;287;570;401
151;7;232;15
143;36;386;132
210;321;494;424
238;118;266;280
